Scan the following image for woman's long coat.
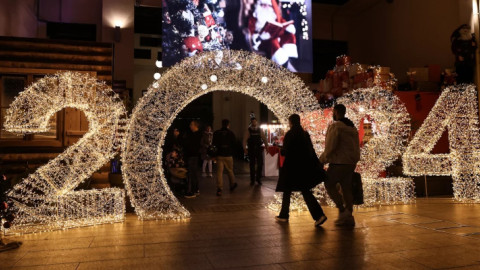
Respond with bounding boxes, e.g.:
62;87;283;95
276;128;325;192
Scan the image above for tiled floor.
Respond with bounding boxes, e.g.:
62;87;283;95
2;175;480;270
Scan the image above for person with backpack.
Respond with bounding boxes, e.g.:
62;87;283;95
275;114;327;227
243;117;269;186
212;119;238;196
320;104;360;226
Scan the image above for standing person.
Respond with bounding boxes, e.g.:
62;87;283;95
201;125;214;177
320;104;360;226
163;127;183;184
172;127;183;150
183;120;203;198
275;114;327;227
243;117;269;186
165;127;183;153
212;119;238;196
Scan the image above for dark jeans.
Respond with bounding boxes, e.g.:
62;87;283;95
280;190;325;221
325;164;356;213
248;147;263;183
187;156;200;193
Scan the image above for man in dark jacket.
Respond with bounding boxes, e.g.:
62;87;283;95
212;119;238;196
183;120;203;198
320;104;360;226
243;117;269;186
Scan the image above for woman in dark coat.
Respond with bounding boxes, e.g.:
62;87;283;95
275;114;327;227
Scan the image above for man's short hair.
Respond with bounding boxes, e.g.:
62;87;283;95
334;104;346;117
222;119;230;128
250;117;257;121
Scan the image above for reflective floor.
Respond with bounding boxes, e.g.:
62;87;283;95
2;175;480;270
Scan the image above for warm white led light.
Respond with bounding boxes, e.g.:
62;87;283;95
270;87;415;211
122;50;320;220
4;72;127;234
338;87;411;179
403;84;480;202
154;72;161;80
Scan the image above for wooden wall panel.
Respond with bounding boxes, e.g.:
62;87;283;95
64;109;90;146
0;36;111;152
0;37;113;85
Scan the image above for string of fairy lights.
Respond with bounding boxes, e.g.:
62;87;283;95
3;53;480;234
338;87;411;178
122;50;320;220
269;87;415;211
337;87;415;205
403;84;480;202
4;72;127;234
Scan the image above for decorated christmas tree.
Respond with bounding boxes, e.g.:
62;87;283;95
162;0;232;66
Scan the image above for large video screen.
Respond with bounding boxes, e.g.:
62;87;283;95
162;0;312;73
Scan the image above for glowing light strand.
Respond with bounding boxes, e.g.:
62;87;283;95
4;72;127;234
403;84;480;202
122;50;320;220
268;87;415;211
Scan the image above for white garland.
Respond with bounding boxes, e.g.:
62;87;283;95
338;87;411;178
4;72;127;234
8;57;477;233
269;87;415;211
403;84;480;202
337;87;415;205
122;50;320;220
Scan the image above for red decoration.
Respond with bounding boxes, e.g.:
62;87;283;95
267;146;280;157
183;37;203;53
0;202;7;211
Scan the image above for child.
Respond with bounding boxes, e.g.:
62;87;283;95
201;125;214;177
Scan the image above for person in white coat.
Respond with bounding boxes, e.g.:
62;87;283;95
320;104;360;226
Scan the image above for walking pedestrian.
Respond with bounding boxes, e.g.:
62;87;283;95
212;119;238;196
243;117;269;186
275;114;327;227
320;104;360;226
183;120;203;198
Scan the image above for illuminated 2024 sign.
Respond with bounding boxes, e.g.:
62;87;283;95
4;51;479;234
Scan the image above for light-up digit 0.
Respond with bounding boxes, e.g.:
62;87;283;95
122;50;320;220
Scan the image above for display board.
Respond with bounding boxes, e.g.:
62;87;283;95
162;0;312;73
